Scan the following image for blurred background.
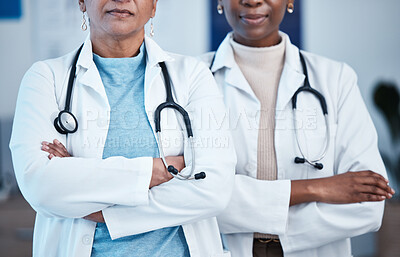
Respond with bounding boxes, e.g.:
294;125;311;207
0;0;399;256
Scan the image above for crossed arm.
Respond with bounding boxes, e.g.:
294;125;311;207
41;139;185;223
42;139;394;225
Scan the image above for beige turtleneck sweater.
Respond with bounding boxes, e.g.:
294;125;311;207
230;36;286;239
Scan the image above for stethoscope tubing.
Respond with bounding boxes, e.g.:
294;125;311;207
293;110;330;165
210;50;330;169
292;52;330;169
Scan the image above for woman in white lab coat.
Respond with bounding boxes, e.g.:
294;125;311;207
9;0;235;257
200;0;395;257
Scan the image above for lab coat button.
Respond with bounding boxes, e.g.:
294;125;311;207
82;235;92;245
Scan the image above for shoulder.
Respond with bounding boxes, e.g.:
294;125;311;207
163;52;221;100
24;49;76;82
197;52;216;67
298;50;361;114
20;49;78;95
300;50;357;82
165;52;212;77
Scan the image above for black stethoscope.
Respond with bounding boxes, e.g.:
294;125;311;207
54;44;206;180
210;50;329;170
292;52;329;170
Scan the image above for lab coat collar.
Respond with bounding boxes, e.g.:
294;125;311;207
213;32;257;99
76;34;174;70
210;33;235;73
75;34;93;70
143;35;174;67
214;32;305;110
74;34;174;99
275;32;306;111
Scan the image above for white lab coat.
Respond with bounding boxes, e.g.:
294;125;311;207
200;32;386;257
10;35;236;257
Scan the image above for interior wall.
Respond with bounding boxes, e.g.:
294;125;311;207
302;0;400;170
0;0;31;120
0;0;210;120
302;1;400;256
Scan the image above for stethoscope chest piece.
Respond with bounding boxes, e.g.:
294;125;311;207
54;111;78;134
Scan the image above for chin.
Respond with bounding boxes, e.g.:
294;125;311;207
107;25;142;38
241;27;275;42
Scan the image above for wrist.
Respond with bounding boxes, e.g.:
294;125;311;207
152;158;163;173
290;179;322;206
151;158;171;188
306;178;324;202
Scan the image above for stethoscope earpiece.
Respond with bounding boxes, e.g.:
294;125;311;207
314;163;324;170
294;157;305;164
194;172;206;180
167;165;206;180
294;157;323;170
168;165;179;175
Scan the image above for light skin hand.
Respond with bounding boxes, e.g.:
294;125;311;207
290;170;395;206
41;140;186;223
41;139;71;159
150;156;185;188
83;211;105;223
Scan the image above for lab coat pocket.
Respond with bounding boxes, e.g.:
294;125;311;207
211;251;231;257
304;124;338;178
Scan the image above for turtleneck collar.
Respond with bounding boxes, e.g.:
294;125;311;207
230;34;286;72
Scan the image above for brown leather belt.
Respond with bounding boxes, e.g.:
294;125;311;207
256;238;280;244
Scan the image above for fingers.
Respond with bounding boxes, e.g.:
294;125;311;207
367;170;389;183
359;193;386;202
53;139;71;156
41;141;63;157
360;173;394;195
41;140;71;158
357;170;388;183
357;185;393;199
352;170;395;196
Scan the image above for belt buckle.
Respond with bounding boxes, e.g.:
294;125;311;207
257;238;280;244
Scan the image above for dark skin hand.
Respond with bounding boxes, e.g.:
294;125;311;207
290;171;394;206
41;140;185;223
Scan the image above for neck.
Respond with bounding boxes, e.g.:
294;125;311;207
90;30;145;58
233;30;281;48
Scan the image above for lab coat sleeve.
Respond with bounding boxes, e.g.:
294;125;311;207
9;61;153;219
102;60;237;240
279;63;386;254
217;176;291;235
197;53;291;236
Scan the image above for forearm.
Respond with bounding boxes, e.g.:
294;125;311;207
103;164;235;239
12;149;152;218
290;171;393;207
290;179;320;206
